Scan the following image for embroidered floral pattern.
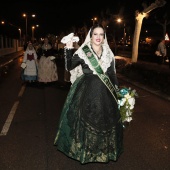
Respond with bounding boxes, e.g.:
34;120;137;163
87;52;92;57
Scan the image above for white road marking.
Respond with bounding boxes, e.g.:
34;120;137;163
0;101;19;136
0;85;26;136
18;84;26;97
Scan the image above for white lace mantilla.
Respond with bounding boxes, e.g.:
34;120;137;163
70;42;115;84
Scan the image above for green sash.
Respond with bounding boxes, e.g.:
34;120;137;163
82;45;118;104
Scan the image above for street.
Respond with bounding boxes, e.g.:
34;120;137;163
0;56;170;170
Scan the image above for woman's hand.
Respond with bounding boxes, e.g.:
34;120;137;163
66;40;74;49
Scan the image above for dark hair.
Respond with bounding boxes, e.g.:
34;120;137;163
90;24;105;38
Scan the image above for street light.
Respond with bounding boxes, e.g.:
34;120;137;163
32;26;35;42
91;17;97;25
117;18;126;46
32;25;39;42
22;14;27;39
18;28;21;40
1;20;20;39
22;13;36;41
1;21;5;24
18;28;21;46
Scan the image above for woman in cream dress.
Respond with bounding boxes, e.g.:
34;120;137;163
37;37;58;83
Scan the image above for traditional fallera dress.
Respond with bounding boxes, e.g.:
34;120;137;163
37;43;58;83
22;47;38;82
54;39;124;164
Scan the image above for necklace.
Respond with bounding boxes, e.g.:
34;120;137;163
96;49;102;56
91;46;103;59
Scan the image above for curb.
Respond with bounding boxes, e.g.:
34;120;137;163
117;73;170;101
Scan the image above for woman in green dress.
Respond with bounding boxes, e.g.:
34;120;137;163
54;24;123;164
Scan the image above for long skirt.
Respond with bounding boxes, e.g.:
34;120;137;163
38;56;58;83
21;60;37;82
54;74;124;164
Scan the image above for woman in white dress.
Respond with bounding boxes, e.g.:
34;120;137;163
21;42;38;82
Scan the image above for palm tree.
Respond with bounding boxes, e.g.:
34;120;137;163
132;0;166;63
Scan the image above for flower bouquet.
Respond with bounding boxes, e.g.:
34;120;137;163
117;86;138;123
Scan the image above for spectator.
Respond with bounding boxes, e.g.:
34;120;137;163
156;39;167;64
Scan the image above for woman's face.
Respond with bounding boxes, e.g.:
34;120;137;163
91;27;104;46
28;44;33;50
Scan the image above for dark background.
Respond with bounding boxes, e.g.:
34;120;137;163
1;0;170;38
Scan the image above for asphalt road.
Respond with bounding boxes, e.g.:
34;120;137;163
0;56;170;170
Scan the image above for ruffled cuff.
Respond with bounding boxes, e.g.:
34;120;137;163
64;47;74;57
64;46;74;50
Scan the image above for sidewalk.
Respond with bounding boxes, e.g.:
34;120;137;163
0;51;24;68
115;56;170;101
117;73;170;101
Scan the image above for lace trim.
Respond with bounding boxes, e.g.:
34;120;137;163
70;42;115;84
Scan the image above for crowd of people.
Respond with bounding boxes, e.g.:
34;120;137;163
21;36;59;85
22;24;124;164
20;24;169;165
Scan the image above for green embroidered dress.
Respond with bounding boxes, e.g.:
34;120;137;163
54;44;123;164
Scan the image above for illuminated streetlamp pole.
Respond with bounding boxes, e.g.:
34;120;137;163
123;23;126;45
23;14;27;39
32;25;39;42
18;28;21;40
32;26;35;42
117;18;126;46
91;17;97;25
18;28;21;46
18;28;22;46
22;13;36;41
1;20;21;39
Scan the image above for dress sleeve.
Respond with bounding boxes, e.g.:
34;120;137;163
33;51;38;60
106;60;119;89
64;48;83;71
36;47;43;59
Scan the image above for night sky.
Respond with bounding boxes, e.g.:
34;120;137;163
0;0;169;38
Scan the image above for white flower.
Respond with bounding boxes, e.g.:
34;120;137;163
125;117;133;122
124;93;131;99
129;105;134;110
128;97;135;106
117;86;138;123
118;98;126;106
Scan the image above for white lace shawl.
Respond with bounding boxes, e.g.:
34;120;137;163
69;41;116;84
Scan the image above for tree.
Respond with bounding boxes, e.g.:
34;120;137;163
132;0;166;63
155;10;170;39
